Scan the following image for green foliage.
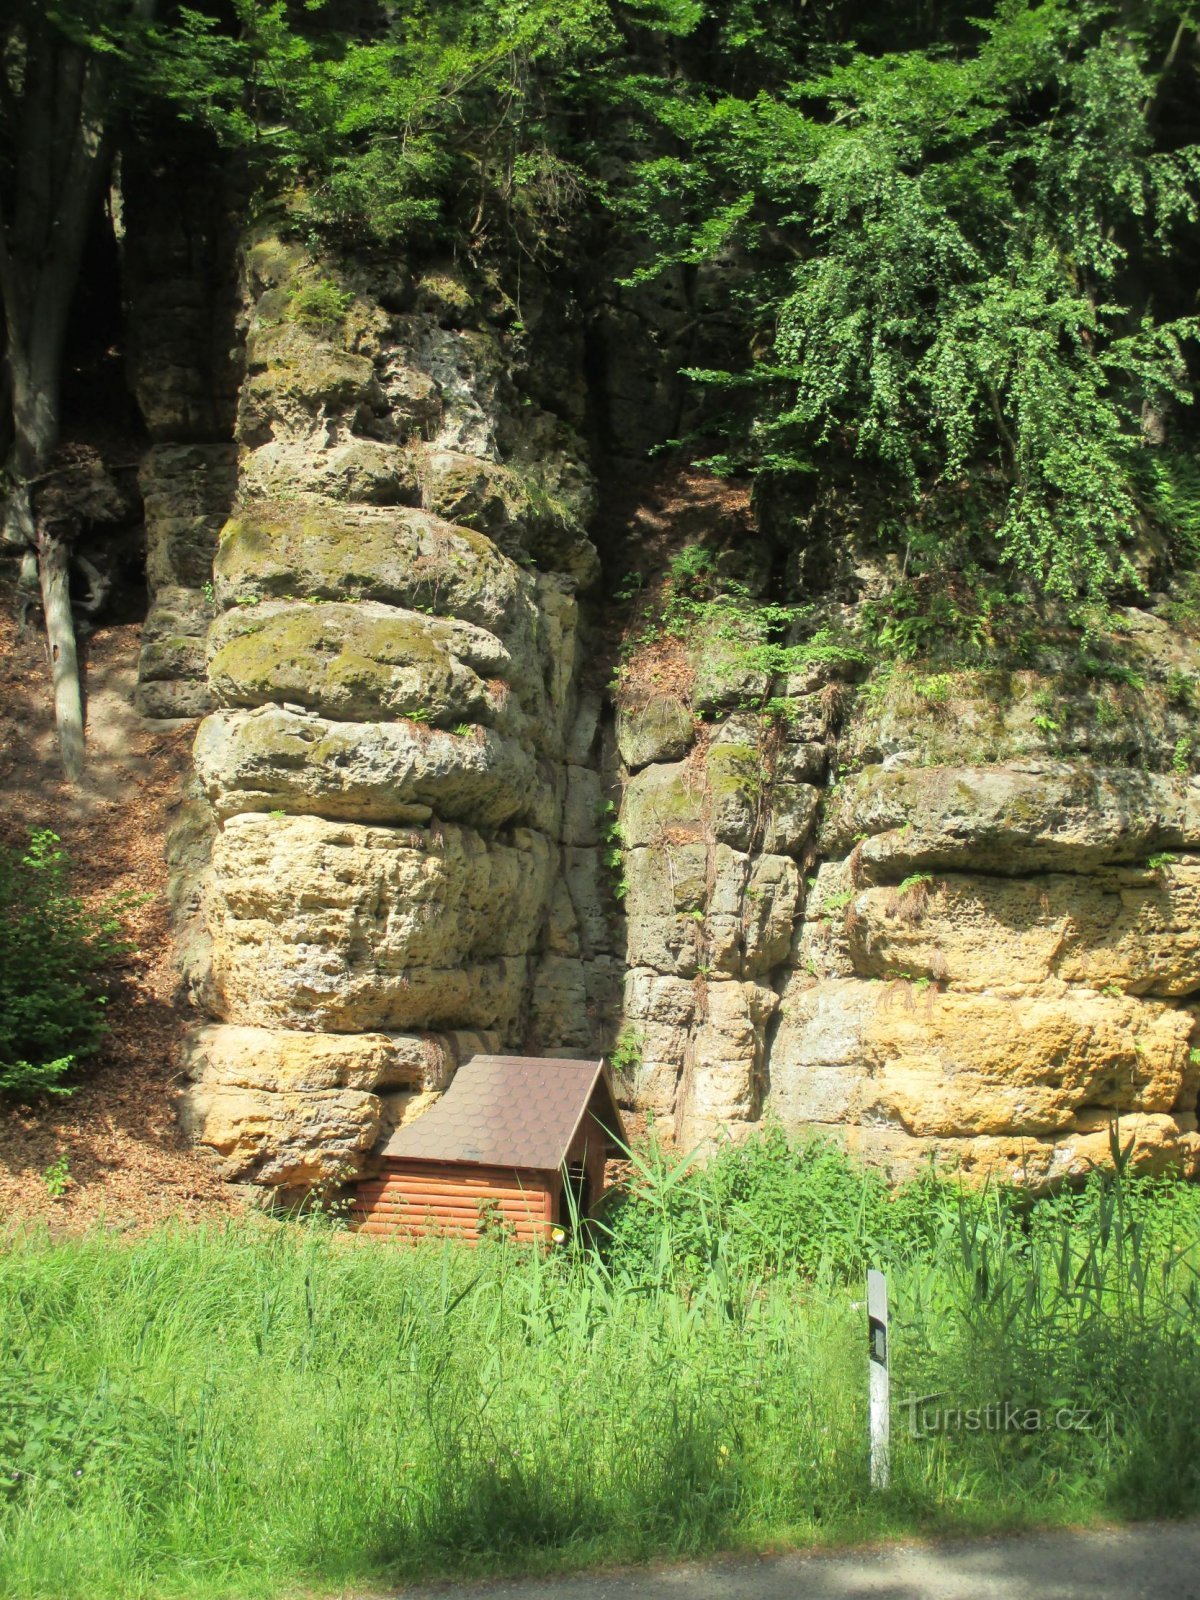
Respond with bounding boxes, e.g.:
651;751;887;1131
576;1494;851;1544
645;543;866;704
284;276;352;330
41;1157;70;1199
597;799;629;903
910;672;955;703
0;1358;173;1507
3;1136;1200;1592
150;0;617;252
602;1121;957;1280
14;3;1200;620
624;2;1200;600
895;871;933;897
609;1024;644;1077
1166;669;1195;708
0;832;134;1100
1078;653;1145;690
859;571;1026;663
1141;447;1200;563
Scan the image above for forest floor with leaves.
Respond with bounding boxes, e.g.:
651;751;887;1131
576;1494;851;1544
0;590;243;1231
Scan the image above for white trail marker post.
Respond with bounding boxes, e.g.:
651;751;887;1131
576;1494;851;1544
867;1268;890;1490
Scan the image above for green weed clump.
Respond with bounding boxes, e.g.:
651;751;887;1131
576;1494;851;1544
284;277;353;330
1;1130;1200;1599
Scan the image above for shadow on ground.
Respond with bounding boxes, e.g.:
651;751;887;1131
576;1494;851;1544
389;1521;1200;1600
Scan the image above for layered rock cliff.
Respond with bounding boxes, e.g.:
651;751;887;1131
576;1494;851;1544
128;216;1200;1198
616;635;1200;1184
153;234;622;1196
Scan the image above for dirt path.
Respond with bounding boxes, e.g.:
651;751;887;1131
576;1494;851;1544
0;594;242;1230
385;1520;1200;1600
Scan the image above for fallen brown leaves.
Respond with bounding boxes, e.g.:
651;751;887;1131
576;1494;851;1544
587;464;753;710
0;593;243;1233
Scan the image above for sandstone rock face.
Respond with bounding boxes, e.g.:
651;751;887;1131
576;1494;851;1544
207;600;514;727
136;445;236;718
772;979;1193;1137
755;655;1200;1179
214;504;530;639
617;697;695;770
614;721;814;1143
606;586;1200;1185
180;1024;498;1190
822;760;1199;875
207;814;553;1032
193;709;539;827
150;217;1200;1197
174;233;616;1192
842;862;1200;997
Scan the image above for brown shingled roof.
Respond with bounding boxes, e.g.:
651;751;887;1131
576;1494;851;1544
381;1055;624;1170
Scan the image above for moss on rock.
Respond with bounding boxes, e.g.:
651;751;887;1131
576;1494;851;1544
213;503;530;640
207;599;511;725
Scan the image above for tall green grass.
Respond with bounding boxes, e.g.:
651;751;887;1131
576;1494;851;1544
2;1129;1200;1599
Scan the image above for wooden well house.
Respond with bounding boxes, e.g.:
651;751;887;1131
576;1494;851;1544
352;1056;625;1244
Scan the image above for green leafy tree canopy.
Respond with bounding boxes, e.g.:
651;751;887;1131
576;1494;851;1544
622;0;1200;599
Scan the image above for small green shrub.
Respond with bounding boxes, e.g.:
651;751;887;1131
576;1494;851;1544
285;277;353;330
0;831;135;1099
42;1156;71;1199
911;671;956;703
609;1025;644;1079
1166;669;1195;709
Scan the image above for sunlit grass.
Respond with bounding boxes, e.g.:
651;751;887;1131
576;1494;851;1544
2;1132;1199;1598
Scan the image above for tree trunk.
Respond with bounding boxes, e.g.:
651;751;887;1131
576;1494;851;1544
37;527;85;783
0;15;114;778
2;338;56;548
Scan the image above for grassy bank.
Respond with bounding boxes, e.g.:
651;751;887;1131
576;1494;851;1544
2;1133;1200;1599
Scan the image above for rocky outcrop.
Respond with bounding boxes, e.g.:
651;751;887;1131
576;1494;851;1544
135;445;235;717
170;234;619;1195
122;139;242;719
606;519;1200;1181
132;208;1200;1196
179;1024;495;1187
616;705;808;1147
765;653;1200;1182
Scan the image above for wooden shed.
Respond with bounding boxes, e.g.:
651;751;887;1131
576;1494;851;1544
352;1055;625;1244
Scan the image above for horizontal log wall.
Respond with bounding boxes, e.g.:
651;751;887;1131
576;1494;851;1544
353;1161;553;1244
